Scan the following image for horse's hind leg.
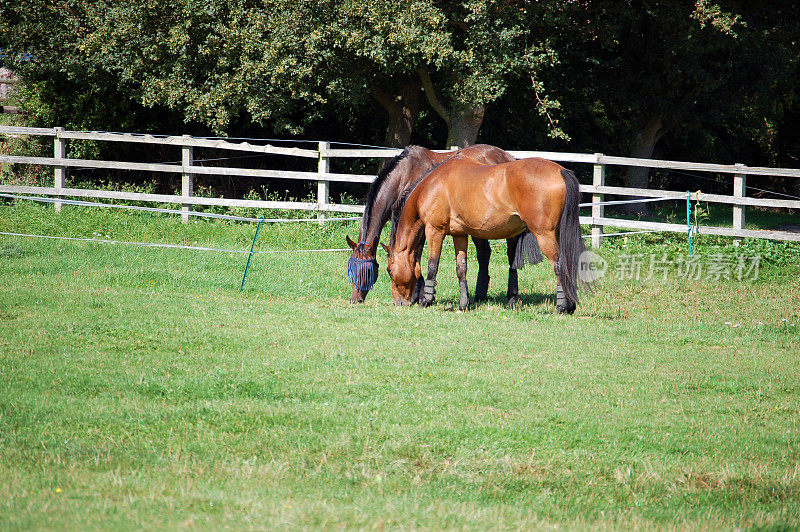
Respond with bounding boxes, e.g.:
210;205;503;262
455;236;470;311
531;230;571;313
505;235;521;306
473;237;491;303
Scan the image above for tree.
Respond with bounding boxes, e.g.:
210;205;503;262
1;0;564;150
276;0;557;148
413;1;557;148
535;1;751;212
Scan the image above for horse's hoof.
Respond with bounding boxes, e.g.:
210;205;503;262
420;297;435;308
506;297;517;308
556;303;576;315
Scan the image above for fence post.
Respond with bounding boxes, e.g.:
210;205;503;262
181;136;193;224
53;127;66;213
317;141;330;225
591;153;605;248
733;163;746;246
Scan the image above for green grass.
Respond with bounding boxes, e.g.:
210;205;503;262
1;202;799;529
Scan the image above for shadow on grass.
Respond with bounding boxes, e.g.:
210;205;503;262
427;292;557;312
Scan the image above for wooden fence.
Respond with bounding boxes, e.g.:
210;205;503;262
1;125;799;245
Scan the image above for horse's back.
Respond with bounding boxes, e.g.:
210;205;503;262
459;144;516;165
417;158;522;237
505;158;568;232
420;156;568;237
506;158;567;195
436;156;565;192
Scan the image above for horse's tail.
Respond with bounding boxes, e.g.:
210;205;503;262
512;230;544;269
558;168;585;311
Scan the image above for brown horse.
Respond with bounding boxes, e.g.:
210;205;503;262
346;145;541;304
385;156;585;313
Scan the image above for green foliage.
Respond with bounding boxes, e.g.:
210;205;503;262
0;131;50;186
1;0;799;171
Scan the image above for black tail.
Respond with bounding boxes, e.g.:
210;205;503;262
511;230;544;269
557;169;585;311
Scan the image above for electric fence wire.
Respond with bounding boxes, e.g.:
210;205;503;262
578;196;678;208
198;136;398;150
666;168;800;201
0;193;361;224
70;152;272;172
0;231;351;255
0;227;660;258
49;129;403;150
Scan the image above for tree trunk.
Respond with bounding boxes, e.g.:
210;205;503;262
371;76;421;148
416;69;485;149
444;104;485;149
621;113;667;215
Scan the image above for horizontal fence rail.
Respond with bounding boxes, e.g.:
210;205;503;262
0;154;376;183
1;125;799;243
0;185;364;213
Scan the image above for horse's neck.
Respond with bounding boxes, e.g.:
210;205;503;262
361;183;398;242
361;153;429;241
396;201;425;255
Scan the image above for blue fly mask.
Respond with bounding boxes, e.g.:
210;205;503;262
347;242;379;292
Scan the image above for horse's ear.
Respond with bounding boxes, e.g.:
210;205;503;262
346;235;357;250
414;261;422;279
381;243;391;254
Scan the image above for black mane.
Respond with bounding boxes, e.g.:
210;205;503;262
361;147;411;238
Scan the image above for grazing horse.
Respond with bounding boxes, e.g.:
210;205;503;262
347;145;541;304
385;156;585;313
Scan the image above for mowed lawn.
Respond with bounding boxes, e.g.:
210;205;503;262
1;203;799;529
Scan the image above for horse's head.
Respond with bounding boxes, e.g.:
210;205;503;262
383;242;421;307
346;235;379;303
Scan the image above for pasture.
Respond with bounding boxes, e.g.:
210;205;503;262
1;202;799;529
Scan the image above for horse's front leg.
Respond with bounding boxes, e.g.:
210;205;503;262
411;237;426;304
454;236;470;311
420;228;445;307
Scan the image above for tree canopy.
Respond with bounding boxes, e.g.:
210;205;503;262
1;0;798;189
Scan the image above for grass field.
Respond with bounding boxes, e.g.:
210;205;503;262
1;202;799;529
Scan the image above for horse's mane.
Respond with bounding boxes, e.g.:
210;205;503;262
360;147;411;238
389;154;457;247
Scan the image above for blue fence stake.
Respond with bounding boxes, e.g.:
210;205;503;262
240;215;266;291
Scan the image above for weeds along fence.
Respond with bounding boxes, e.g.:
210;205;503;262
1;125;800;246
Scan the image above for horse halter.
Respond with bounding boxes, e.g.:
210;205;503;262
347;241;379;292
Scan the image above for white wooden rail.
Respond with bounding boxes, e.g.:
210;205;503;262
1;125;799;243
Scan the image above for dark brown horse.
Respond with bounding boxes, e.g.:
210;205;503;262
346;145;541;304
385;156;585;313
